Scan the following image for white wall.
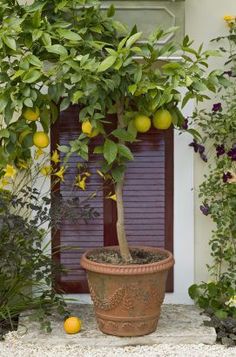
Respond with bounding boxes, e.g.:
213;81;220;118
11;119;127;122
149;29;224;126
185;0;236;283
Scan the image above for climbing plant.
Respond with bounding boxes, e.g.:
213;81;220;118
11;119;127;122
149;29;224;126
189;15;236;346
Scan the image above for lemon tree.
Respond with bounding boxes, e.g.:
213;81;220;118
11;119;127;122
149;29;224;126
0;0;226;262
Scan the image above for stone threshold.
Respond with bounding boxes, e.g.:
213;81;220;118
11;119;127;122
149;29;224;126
18;304;216;347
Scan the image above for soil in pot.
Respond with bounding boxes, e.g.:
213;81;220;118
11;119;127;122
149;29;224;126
87;247;168;265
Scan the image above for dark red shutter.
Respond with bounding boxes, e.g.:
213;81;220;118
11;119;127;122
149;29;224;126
51;105;173;293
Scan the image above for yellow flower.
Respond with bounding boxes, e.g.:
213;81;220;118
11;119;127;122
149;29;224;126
3;165;16;178
75;175;87;190
54;166;65;181
0;177;10;189
40;166;52;176
51;150;60;164
106;193;117;201
34;148;44;160
224;15;235;22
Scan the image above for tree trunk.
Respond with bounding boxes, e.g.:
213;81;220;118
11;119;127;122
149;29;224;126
115;100;132;262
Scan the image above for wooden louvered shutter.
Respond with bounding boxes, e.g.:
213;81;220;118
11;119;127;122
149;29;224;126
51;105;173;293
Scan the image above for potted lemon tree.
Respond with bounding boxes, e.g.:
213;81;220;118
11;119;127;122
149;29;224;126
0;0;220;337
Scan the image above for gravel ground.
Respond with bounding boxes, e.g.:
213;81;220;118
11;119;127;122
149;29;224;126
1;332;236;357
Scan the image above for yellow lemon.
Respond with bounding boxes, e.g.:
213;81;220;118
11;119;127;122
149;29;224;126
153;109;172;130
23;107;40;121
134;114;151;133
82;120;93;135
33;132;49;148
64;317;82;334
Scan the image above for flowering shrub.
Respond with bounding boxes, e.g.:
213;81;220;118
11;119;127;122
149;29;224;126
189;16;236;346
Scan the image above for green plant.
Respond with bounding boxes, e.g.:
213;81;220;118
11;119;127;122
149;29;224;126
0;0;223;262
0;168;98;338
189;15;236;346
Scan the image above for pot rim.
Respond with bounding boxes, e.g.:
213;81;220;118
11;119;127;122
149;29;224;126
80;245;174;275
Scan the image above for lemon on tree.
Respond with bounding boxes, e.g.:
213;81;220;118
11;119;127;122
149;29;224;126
134;114;151;133
82;120;99;138
33;131;49;148
153;109;172;130
64;316;82;334
22;107;40;121
82;120;93;135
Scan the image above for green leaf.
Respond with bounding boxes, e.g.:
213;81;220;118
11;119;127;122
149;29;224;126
2;36;16;51
188;284;199;300
24;98;34;107
46;44;68;56
57;29;82;41
126;32;142;48
181;92;194;108
41;33;51;46
112;128;134;141
60;97;70;111
72;91;83;104
32;29;43;41
50;101;59;123
22;69;41;83
107;4;115;17
128;84;137;95
103;139;118;164
57;145;70;153
111;165;125;182
93;145;103;154
11;69;25;80
118;144;134;160
0;95;8;113
186;128;202;141
215;310;228;320
28;54;42;67
0;129;10;139
97;56;117;72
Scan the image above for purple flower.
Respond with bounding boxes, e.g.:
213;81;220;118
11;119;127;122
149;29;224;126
227;146;236;161
198;144;205;155
212;103;222;112
223;171;233;183
200;203;210;216
189;140;207;162
224;70;233;77
189;139;199;153
216;144;225;157
182;118;189;130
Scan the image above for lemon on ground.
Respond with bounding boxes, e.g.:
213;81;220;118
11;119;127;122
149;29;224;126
82;120;93;135
33;131;49;148
153;109;172;130
134;114;151;133
23;107;40;121
64;317;82;334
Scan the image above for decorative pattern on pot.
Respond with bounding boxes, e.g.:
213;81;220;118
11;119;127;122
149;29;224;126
88;281;166;312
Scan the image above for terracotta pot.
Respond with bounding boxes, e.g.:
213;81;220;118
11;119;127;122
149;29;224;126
80;246;174;337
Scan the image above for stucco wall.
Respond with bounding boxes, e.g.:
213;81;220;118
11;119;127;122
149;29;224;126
185;0;235;283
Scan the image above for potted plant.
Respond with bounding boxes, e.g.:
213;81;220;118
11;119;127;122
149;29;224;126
0;0;221;337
